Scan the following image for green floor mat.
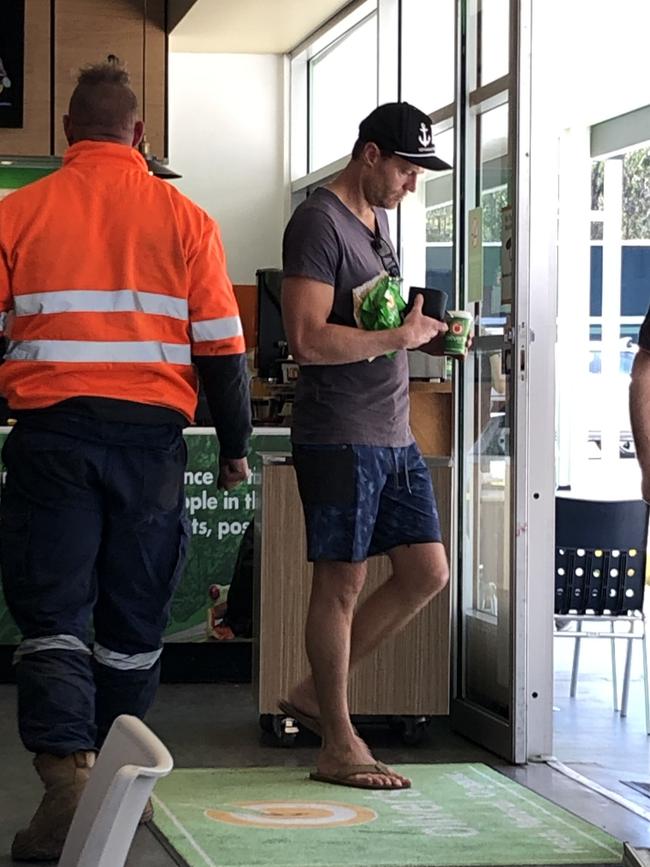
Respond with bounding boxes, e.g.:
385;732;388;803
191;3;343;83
151;763;622;867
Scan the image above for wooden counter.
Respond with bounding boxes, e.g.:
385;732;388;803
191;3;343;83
409;381;452;457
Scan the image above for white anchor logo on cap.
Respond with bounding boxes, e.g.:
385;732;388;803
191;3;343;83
418;122;435;151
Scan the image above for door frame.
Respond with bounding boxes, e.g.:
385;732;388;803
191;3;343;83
450;0;555;762
522;0;557;762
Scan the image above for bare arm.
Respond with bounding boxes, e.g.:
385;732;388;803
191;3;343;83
630;348;650;502
282;276;446;366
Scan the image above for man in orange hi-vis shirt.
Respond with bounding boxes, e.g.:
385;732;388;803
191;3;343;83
0;63;251;861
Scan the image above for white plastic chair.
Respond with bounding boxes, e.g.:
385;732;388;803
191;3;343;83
58;715;174;867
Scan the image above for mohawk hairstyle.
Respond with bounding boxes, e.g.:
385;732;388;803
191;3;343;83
68;61;138;132
76;61;133;89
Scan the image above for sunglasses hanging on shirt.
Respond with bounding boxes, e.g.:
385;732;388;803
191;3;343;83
370;224;401;279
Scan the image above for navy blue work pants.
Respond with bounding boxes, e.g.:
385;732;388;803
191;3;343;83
0;414;189;755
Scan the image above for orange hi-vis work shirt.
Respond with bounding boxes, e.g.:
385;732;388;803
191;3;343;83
0;141;245;421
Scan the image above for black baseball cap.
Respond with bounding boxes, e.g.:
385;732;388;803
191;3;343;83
358;102;452;171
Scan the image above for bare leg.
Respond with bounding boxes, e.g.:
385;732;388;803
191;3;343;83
301;560;406;787
303;560;364;741
293;543;448;787
351;542;449;661
291;542;448;712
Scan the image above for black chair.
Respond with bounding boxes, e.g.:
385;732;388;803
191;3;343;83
554;496;649;734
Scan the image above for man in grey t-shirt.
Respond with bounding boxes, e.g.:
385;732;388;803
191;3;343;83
280;102;454;791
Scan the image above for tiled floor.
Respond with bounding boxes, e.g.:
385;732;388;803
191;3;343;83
0;674;648;866
552;623;650;833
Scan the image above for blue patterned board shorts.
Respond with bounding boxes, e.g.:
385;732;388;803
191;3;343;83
292;442;442;563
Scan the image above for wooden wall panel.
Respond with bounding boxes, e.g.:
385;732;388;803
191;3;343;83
409;382;452;457
0;0;167;159
54;0;165;156
143;0;166;158
0;0;52;156
54;0;144;154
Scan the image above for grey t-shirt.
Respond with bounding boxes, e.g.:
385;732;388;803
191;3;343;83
282;187;411;446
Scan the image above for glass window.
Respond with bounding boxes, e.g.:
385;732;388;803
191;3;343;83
309;14;378;172
584;147;648;463
622;146;650;240
401;0;455;113
400;126;454;379
401;129;454;289
478;102;510;321
424;128;455;293
461;100;513;718
479;0;509;85
462;361;513;716
592;148;650;241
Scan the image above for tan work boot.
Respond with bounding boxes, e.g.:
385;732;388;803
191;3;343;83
12;750;96;862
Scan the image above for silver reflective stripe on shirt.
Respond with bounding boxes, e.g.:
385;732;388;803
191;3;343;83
13;634;91;663
93;643;162;671
5;340;192;365
14;289;189;320
192;315;243;343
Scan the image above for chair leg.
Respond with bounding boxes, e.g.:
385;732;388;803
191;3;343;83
570;622;582;698
610;622;619;712
642;629;650;737
620;624;634;718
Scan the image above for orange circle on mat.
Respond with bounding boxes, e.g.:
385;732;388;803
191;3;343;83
205;800;377;829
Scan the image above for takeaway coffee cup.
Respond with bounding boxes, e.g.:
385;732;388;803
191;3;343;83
405;286;448;321
444;310;473;356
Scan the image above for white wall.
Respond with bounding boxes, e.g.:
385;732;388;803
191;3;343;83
168;52;286;284
554;0;650;129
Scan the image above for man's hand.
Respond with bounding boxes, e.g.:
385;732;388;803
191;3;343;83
218;457;250;491
417;331;473;357
401;294;448;350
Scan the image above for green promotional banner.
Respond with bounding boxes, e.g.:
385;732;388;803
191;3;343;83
0;429;290;645
467;206;484;303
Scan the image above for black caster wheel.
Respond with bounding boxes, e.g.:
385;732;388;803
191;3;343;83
259;714;274;734
273;714;299;747
400;716;430;746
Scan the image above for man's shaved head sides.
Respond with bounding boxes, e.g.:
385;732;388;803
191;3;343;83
66;63;140;145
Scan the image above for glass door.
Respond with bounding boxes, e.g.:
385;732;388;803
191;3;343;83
450;0;534;762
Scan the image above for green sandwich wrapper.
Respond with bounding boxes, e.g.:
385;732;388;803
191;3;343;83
360;275;406;331
355;275;405;359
